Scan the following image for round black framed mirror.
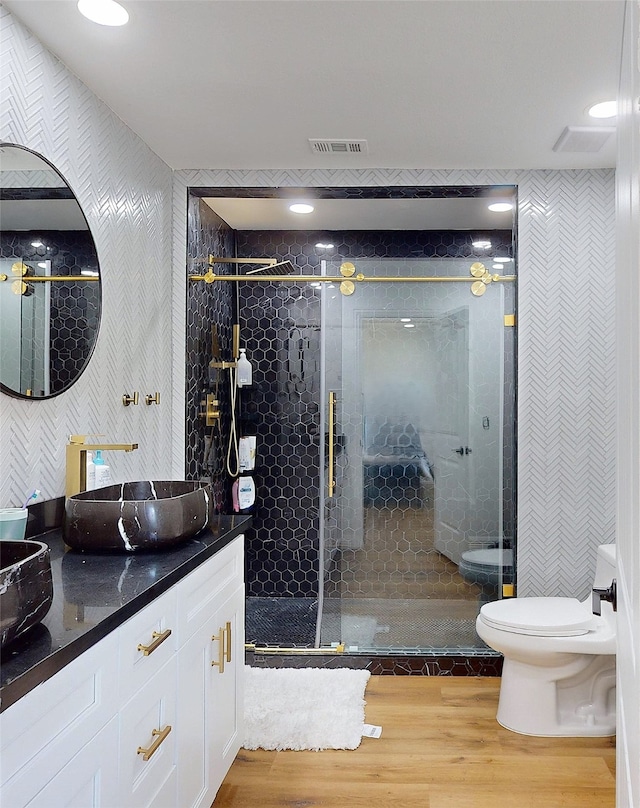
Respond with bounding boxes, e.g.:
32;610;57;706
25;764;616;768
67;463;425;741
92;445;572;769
0;143;101;399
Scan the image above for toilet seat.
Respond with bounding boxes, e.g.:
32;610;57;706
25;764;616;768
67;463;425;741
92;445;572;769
461;548;513;567
479;597;594;637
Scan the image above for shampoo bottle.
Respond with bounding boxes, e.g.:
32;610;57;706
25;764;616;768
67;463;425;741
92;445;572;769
236;348;252;387
93;450;113;488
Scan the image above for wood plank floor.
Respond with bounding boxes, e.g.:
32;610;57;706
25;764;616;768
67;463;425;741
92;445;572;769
212;675;615;808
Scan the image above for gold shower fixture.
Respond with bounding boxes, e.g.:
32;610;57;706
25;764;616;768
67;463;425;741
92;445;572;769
2;262;99;295
188;257;515;297
469;262;503;296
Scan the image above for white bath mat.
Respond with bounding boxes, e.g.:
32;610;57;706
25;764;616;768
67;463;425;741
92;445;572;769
243;666;371;751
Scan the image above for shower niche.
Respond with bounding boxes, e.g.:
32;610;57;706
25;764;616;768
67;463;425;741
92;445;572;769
186;185;517;662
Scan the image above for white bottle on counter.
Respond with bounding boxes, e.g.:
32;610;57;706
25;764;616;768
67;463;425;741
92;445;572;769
93;451;112;488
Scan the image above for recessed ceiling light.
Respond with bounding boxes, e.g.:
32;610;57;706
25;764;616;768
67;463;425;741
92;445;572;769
492;263;504;270
77;0;129;26
289;203;314;214
495;256;512;263
403;323;416;329
487;202;514;213
588;100;617;119
400;318;412;322
30;241;43;247
315;242;334;249
472;240;492;249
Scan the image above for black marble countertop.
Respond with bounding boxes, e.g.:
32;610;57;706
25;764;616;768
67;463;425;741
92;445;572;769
0;515;251;713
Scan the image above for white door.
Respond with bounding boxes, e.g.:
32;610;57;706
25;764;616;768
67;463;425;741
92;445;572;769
615;2;640;804
432;308;472;565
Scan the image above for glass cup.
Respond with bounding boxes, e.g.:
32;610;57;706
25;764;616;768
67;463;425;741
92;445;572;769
0;508;29;540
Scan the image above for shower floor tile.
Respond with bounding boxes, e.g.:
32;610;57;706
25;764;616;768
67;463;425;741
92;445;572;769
245;596;317;646
320;597;488;652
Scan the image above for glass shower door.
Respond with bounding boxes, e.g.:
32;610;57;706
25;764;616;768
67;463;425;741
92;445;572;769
317;258;511;653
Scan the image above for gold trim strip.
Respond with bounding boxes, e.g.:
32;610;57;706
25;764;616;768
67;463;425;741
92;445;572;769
246;643;346;655
504;314;516;327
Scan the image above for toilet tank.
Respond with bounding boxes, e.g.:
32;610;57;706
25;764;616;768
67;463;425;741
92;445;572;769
593;544;616;588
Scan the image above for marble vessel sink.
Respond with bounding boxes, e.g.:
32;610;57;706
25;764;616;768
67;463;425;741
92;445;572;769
0;540;54;649
63;480;212;552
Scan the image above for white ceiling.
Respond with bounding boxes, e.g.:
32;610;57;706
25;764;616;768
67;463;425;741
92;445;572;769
3;0;624;173
3;0;624;231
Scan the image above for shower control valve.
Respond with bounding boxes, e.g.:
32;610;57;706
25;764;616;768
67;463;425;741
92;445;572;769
592;579;617;615
200;394;220;427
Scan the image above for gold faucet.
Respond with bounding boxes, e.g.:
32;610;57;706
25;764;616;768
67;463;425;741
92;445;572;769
65;434;139;498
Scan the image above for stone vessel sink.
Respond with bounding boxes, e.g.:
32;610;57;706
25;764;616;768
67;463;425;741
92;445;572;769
63;480;212;553
0;540;54;649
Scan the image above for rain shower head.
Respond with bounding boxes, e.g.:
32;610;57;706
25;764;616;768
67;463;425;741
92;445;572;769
245;260;296;276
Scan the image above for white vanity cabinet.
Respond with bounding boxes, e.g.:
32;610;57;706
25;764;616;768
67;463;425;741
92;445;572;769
0;534;245;808
0;631;120;808
177;537;245;808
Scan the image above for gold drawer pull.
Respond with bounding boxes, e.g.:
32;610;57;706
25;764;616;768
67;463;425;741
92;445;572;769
225;620;232;663
211;627;225;673
137;628;172;656
137;725;172;761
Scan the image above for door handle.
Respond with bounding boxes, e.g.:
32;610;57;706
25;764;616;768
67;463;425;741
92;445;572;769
328;391;337;498
453;446;472;456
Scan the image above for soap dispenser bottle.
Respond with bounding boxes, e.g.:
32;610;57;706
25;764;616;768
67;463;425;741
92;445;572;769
93;450;112;488
237;348;252;387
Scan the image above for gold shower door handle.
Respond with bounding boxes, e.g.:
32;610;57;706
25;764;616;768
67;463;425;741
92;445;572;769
328;391;337;498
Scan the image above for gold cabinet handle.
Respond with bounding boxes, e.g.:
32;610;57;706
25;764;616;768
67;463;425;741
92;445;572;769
123;392;139;406
225;620;232;663
137;725;172;761
145;392;160;405
211;627;225;673
328;391;337;498
137;628;172;656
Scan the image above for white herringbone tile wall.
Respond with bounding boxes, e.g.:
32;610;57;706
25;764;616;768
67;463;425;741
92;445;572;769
174;169;616;599
0;8;175;506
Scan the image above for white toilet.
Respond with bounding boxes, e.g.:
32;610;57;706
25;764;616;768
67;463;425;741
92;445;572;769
459;547;514;597
475;544;616;737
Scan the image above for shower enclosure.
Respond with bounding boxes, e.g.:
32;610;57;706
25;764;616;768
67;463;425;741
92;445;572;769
317;257;515;654
240;254;516;656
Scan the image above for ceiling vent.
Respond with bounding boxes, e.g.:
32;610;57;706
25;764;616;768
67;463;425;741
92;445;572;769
309;139;369;155
552;126;615;153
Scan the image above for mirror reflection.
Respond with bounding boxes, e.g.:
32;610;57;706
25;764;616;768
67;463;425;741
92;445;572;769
0;144;101;399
